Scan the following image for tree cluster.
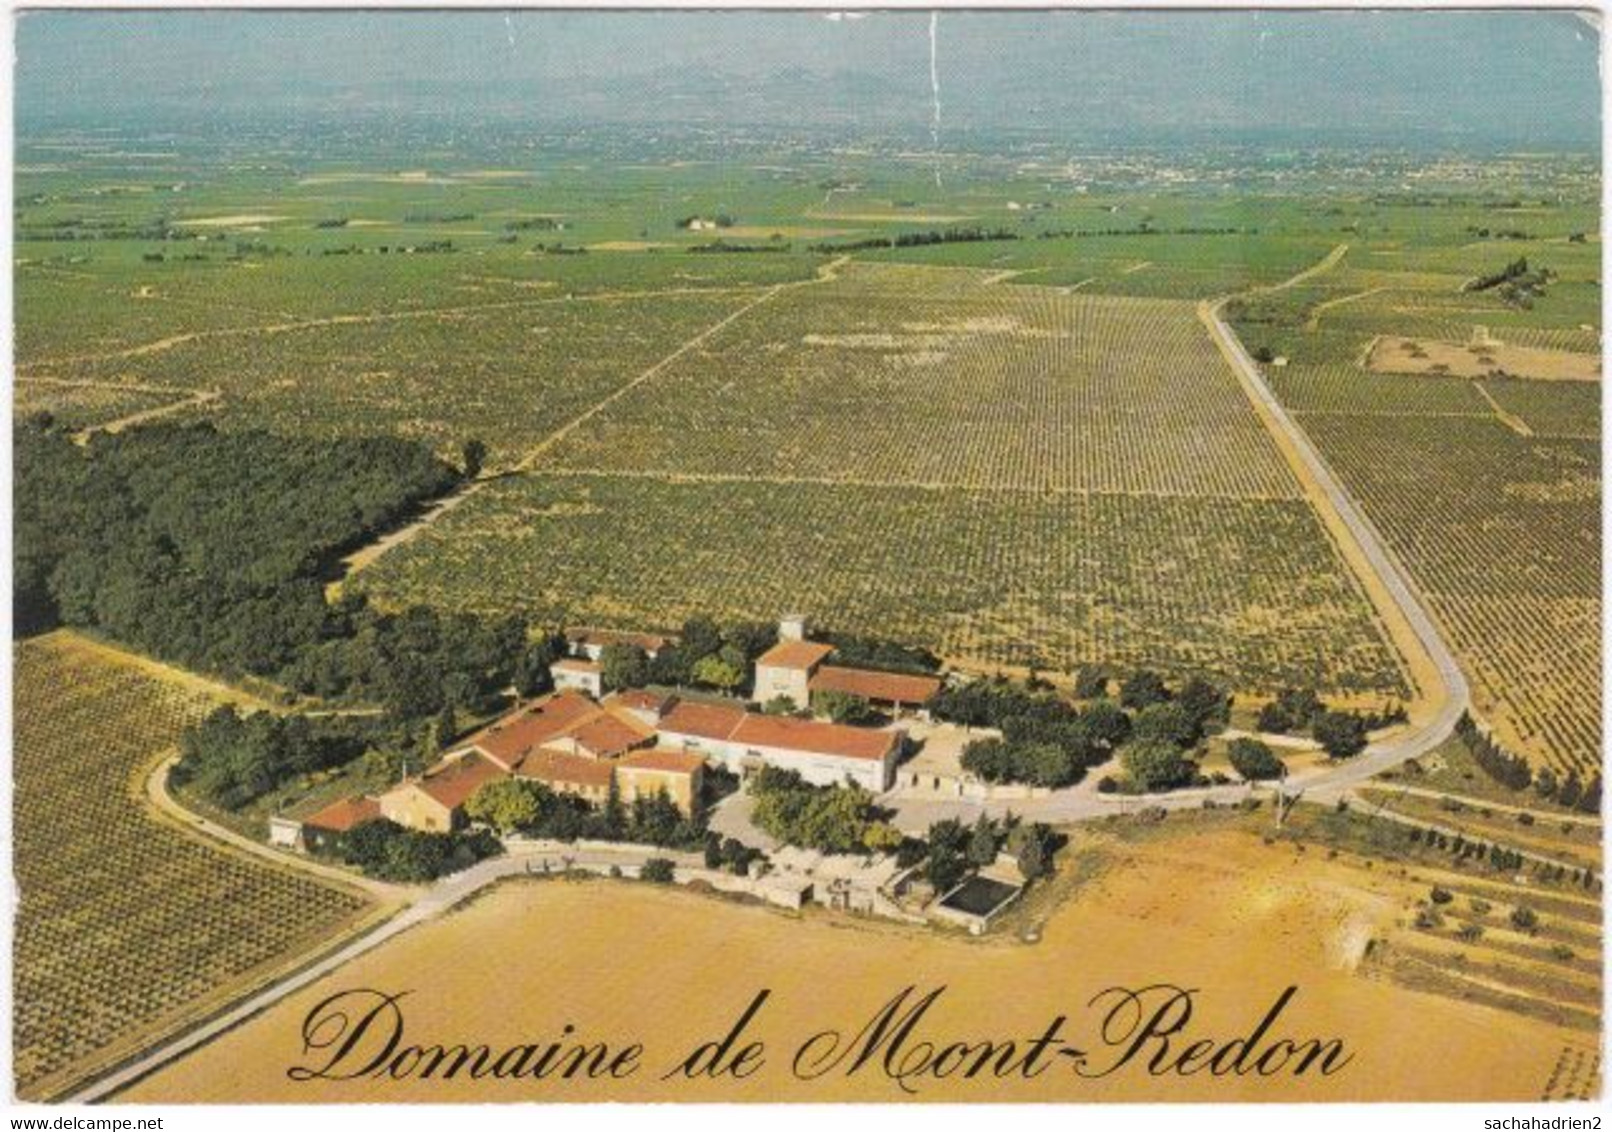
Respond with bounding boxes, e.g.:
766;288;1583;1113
816;631;941;675
599;615;777;694
14;421;572;723
808;227;1020;254
919;814;1061;892
463;777;706;849
172;705;365;810
331;819;502;882
812;690;881;726
1454;712;1601;814
748;766;901;855
1226;737;1285;782
702;833;767;876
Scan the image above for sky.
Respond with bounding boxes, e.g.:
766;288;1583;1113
15;9;1602;148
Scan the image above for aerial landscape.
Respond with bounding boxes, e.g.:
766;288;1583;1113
8;8;1604;1107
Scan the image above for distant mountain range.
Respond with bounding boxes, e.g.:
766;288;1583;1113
16;9;1602;150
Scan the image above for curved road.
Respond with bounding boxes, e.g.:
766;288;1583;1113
889;250;1472;831
1200;265;1471;774
62;840;698;1104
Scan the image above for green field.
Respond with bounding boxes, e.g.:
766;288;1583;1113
358;471;1404;689
1230;229;1601;776
354;259;1408;693
541;262;1302;497
14;144;1599;731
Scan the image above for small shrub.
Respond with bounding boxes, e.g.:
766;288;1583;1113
1429;885;1454;905
640;858;676;884
1509;905;1539;933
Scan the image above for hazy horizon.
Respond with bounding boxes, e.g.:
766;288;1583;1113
16;9;1603;150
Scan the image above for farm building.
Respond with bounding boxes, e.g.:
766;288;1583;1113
513;749;615;806
753;639;836;707
808;666;942;713
283;795;380;853
616;747;706;812
551;657;604;697
657;699;903;792
279;624;927;848
751;616;941;714
379;753;505;833
566;627;672;662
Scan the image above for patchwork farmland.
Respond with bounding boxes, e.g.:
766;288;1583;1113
358;262;1410;694
1231;239;1602;777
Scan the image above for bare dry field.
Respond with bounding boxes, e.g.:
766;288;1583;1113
1368;335;1600;382
125;828;1589;1104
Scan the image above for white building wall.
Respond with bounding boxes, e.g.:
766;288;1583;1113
657;729;897;792
752;663;810;706
554;666;604;698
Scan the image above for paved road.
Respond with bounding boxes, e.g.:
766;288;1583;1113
887;266;1473;833
61;841;695;1104
145;751;408;901
1201;289;1470;770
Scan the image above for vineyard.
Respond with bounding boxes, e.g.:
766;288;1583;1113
358;472;1407;692
12;633;374;1100
13;377;192;432
18;291;756;465
1232;239;1602;778
1301;415;1600;777
542;263;1304;498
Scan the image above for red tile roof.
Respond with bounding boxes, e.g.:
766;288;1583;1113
516;750;615;790
809;665;942;706
566;712;655;758
618;748;707;775
552;657;602;673
302;795;380;833
567;627;672;653
415;753;506;810
732;714;900;762
608;689;676;717
465;692;600;770
659;699;898;763
658;700;748;742
756;640;836;671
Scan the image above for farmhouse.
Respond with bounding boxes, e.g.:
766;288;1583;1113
566;627;672;662
753;639;836;707
616;747;706;812
551;657;604;697
282;615;934;845
657;699;903;792
751;615;942;714
513;749;615;805
288;795;380;853
379;753;505;833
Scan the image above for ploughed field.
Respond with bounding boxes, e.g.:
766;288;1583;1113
122;824;1594;1103
356;262;1409;692
10;633;376;1100
1231;235;1602;778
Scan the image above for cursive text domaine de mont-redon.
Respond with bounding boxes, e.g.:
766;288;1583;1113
286;983;1354;1094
